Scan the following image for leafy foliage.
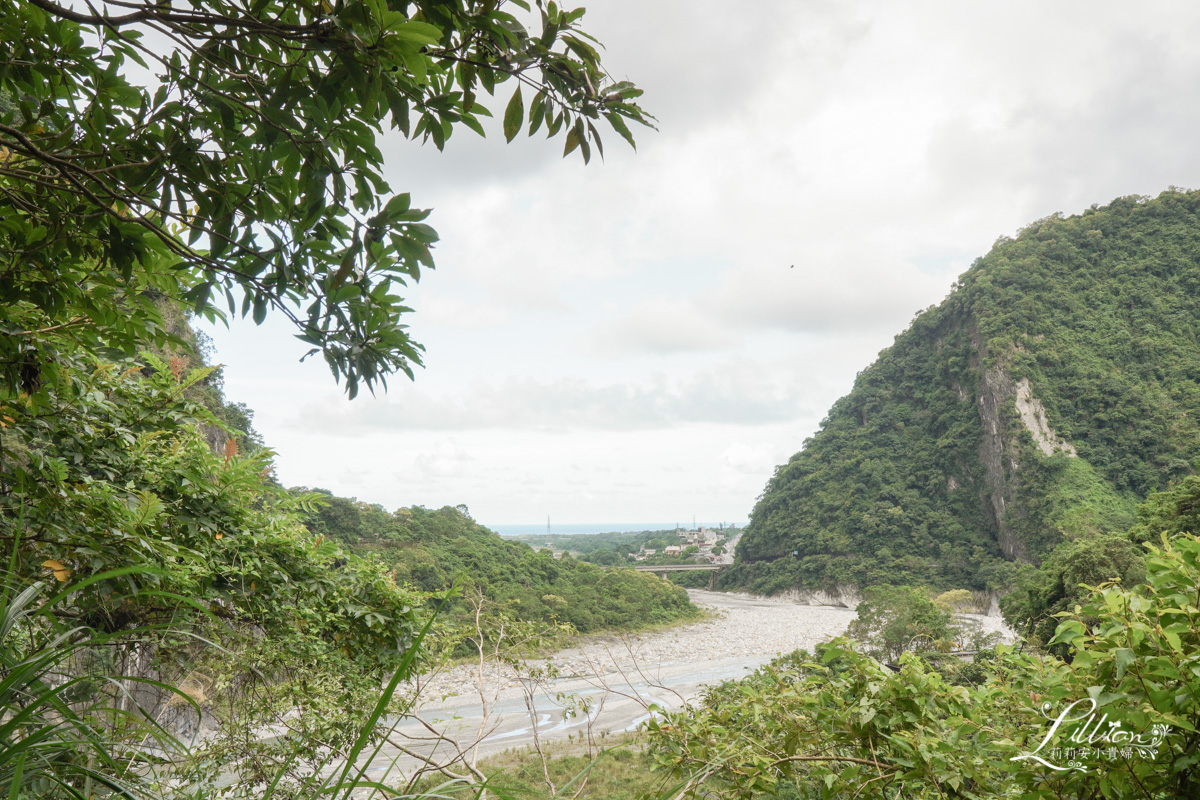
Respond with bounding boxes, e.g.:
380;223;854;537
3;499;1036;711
1128;473;1200;545
732;190;1200;594
845;585;959;661
0;354;436;796
301;497;700;640
650;516;1200;799
0;359;420;668
0;570;184;800
1;1;656;795
1019;531;1200;799
0;0;652;398
1000;532;1144;653
647;642;997;799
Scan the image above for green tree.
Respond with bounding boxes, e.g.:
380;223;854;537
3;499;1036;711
1128;473;1200;545
1014;531;1200;799
0;2;654;794
1000;532;1144;653
0;356;432;797
299;503;699;642
646;643;998;799
732;191;1200;595
583;547;621;566
0;0;651;400
845;585;959;661
646;529;1200;799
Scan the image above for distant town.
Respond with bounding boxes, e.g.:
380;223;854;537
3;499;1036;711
515;524;741;568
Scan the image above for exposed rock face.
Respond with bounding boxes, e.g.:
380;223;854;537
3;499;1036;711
976;365;1024;561
757;585;862;609
976;369;1079;561
731;191;1200;595
1013;378;1077;458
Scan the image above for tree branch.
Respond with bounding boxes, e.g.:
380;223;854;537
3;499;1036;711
770;753;898;772
14;317;89;337
27;0;329;36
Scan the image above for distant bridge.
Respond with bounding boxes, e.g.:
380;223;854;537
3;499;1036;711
634;563;725;589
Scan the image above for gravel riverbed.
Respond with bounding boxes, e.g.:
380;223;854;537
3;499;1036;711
413;589;1014;711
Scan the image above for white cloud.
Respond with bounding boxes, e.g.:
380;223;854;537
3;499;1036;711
292;358;818;433
702;257;950;335
720;443;783;478
205;0;1200;524
411;439;473;479
585;298;736;355
414;292;511;330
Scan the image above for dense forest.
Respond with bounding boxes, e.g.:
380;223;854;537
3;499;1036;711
300;495;699;638
0;0;654;795
7;0;1200;794
728;190;1200;596
639;472;1200;799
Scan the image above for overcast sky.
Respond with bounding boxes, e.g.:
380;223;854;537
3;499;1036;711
201;0;1200;528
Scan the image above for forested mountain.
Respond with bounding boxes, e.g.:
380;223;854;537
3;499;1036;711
727;190;1200;595
301;496;698;637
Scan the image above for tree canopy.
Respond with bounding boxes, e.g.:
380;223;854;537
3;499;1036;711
303;499;699;642
0;0;651;399
728;190;1200;595
0;3;652;794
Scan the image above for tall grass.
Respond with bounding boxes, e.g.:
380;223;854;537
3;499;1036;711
0;544;627;800
0;562;196;799
0;553;476;800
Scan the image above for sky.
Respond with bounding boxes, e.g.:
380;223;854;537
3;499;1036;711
201;0;1200;528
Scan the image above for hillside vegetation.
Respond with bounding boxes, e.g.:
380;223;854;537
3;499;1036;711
301;495;699;638
728;190;1200;595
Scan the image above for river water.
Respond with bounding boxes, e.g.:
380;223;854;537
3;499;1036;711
356;590;864;782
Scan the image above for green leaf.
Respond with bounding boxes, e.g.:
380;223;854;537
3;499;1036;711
562;122;581;157
1114;647;1136;682
189;282;213;313
1047;619;1086;646
572;118;589;162
330;285;362;304
252;295;268;325
546;104;564;135
503;85;524;143
529;91;547;136
389;19;442;44
561;34;600;66
460;113;486;138
587;120;603;160
374;193;412;226
604;110;636;150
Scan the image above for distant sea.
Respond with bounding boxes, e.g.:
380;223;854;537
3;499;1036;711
487;522;738;538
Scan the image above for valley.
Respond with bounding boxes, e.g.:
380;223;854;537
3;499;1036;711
366;588;1009;775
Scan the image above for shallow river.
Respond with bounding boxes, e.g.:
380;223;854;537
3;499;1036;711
356;590;862;782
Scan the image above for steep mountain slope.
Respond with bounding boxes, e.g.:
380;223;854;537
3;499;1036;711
727;190;1200;595
301;496;699;636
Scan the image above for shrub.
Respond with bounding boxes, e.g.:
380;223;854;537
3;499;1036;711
846;585;959;661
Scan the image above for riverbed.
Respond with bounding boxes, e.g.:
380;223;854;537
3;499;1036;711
355;589;1015;784
213;588;1014;791
357;590;871;782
